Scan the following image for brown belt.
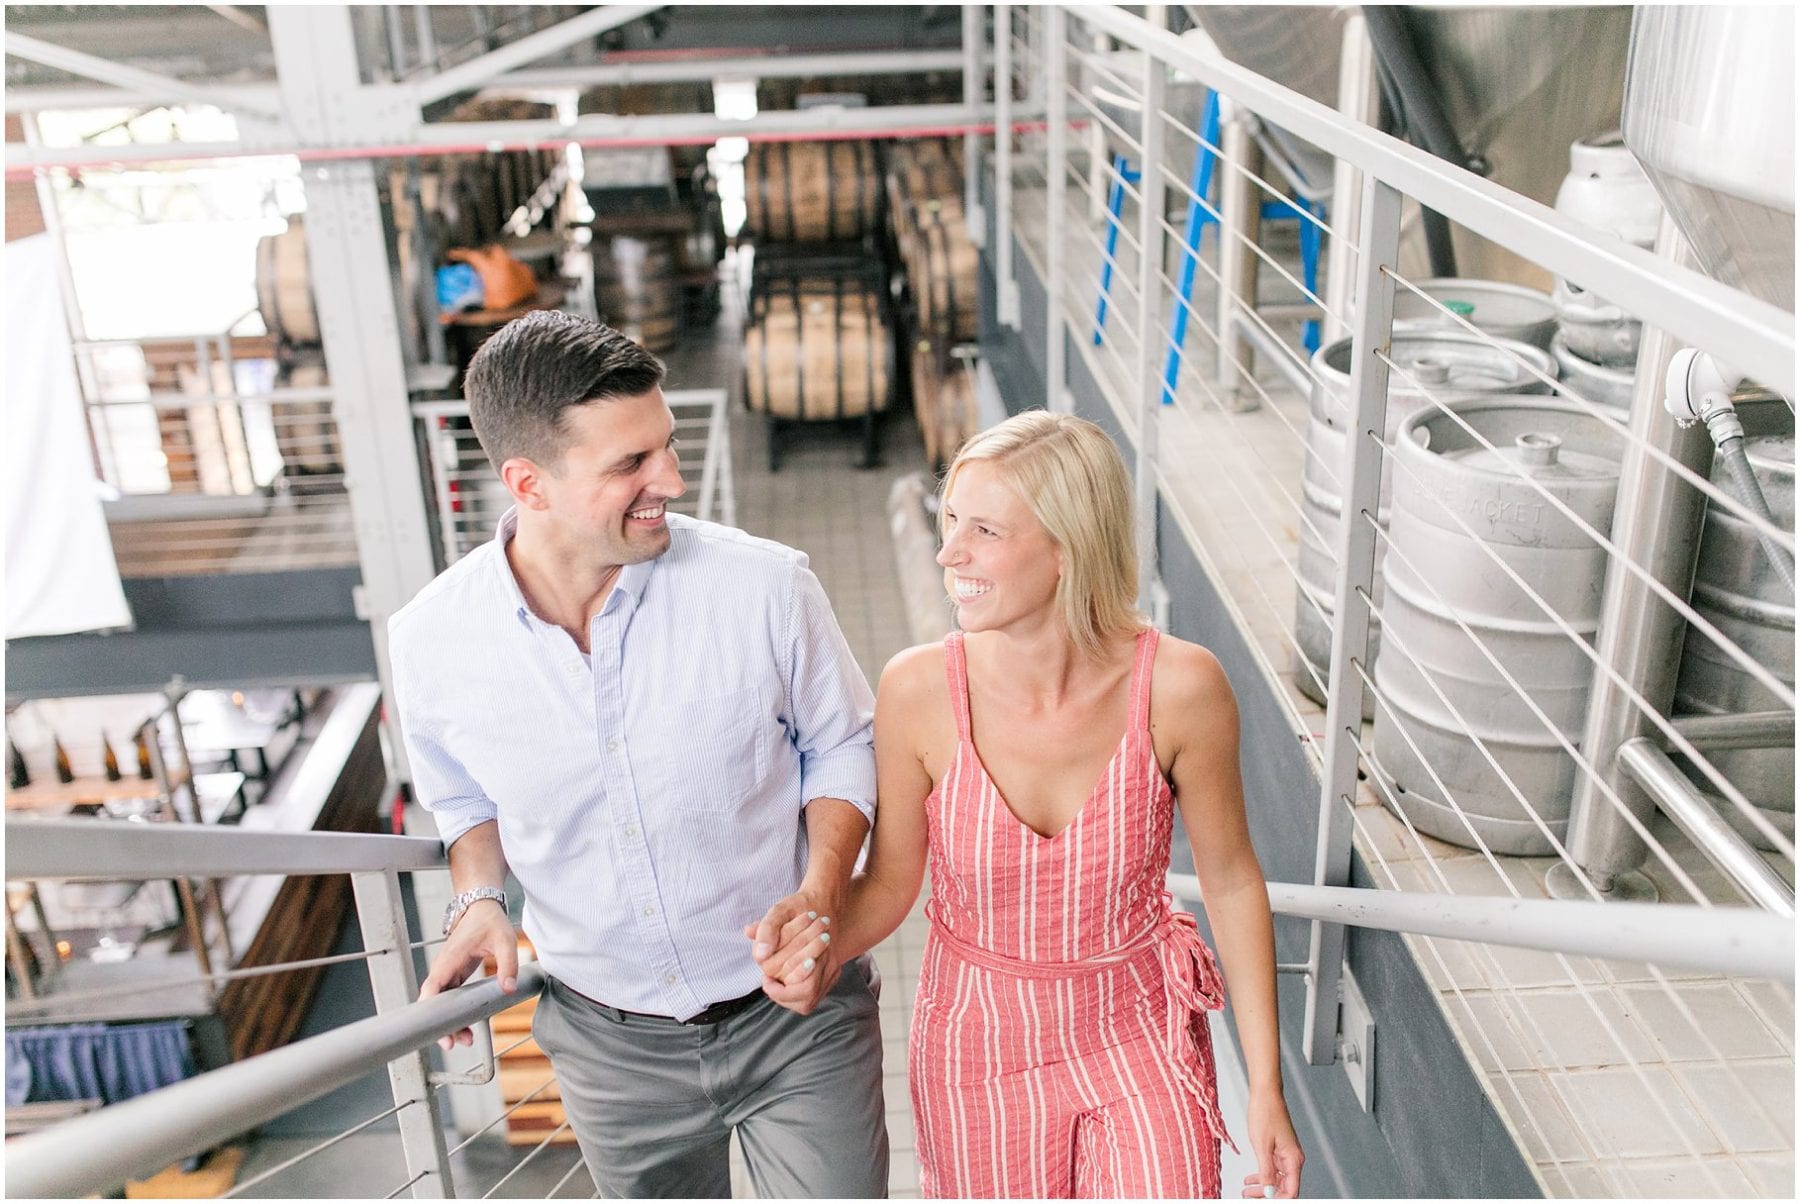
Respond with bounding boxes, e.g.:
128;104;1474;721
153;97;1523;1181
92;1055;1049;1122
563;981;767;1026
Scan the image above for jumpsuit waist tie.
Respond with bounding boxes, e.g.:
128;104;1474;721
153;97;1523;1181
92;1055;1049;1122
925;898;1238;1152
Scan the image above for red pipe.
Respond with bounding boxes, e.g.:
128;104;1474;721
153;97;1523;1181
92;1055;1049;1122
4;120;1064;180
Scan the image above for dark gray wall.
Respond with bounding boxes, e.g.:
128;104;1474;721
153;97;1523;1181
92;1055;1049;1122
976;173;1539;1199
5;569;376;701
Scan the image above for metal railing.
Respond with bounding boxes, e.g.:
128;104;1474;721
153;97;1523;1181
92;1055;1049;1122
413;388;736;569
3;820;572;1200
991;4;1795;1195
7;816;1786;1199
72;328;360;577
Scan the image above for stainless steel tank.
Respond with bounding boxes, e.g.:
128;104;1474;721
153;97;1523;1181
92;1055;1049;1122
1392;278;1558;350
1294;333;1557;715
1621;6;1796;312
1371;400;1626;855
1396;6;1635;291
1672;405;1795;850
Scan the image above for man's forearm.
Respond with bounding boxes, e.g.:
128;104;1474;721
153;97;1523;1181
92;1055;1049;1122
447;820;510;893
800;797;871;904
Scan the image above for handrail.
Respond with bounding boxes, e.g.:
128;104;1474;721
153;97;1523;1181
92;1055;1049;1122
4;818;446;880
2;966;547;1200
1073;5;1795;396
1166;875;1796;983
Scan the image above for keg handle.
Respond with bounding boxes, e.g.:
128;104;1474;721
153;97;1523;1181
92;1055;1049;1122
1666;348;1795;593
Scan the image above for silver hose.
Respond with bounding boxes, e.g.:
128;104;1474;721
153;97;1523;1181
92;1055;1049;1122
1714;437;1797;594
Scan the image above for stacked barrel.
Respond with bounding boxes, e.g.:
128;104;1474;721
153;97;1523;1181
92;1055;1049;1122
579;82;725;350
740;139;891;469
887;138;981;470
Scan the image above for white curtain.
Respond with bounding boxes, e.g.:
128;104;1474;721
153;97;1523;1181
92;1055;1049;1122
5;233;131;639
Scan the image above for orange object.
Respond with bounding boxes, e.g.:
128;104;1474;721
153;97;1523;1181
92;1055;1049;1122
447;244;538;311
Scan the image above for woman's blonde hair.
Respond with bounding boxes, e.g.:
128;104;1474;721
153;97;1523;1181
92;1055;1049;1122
942;410;1145;659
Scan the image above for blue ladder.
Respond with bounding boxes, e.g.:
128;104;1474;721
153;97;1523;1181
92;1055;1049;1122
1092;89;1324;405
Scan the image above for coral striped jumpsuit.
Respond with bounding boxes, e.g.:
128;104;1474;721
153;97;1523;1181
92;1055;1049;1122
911;629;1235;1199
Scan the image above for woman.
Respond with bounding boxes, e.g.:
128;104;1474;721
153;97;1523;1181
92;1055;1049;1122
770;411;1303;1198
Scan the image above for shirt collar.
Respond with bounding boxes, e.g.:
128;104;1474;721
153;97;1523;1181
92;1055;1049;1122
492;506;658;627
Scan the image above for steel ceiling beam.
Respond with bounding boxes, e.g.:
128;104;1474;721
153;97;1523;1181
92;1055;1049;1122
3;29;283;122
410;3;663;107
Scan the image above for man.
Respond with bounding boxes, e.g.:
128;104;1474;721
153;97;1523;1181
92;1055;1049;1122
390;311;887;1197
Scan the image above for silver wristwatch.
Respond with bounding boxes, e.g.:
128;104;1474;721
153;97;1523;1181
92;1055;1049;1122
442;886;508;936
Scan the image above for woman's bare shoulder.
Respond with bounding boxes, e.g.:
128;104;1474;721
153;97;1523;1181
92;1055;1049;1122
1150;634;1237;722
878;639;952;714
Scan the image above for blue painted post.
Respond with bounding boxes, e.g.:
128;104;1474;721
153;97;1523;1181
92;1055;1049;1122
1160;89;1222;404
1093;155;1140;344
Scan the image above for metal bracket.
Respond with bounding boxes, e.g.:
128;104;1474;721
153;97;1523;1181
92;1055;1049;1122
429;1003;497;1087
1336;965;1376;1112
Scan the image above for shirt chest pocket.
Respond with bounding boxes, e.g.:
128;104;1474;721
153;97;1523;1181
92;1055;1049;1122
630;685;770;814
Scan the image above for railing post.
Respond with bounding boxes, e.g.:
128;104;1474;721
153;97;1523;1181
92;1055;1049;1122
1214;99;1263;412
1044;6;1068;412
1322;13;1377;347
1555;214;1715;902
994;3;1020;328
1305;174;1402;1066
1132;7;1168;606
354;868;455;1198
963;3;987;249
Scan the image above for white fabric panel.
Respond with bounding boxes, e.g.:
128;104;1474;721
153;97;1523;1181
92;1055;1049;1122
4;233;131;639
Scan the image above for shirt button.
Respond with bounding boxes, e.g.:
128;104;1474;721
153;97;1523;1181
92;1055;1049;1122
623;825;639;839
642;905;656;917
605;738;620;752
664;973;677;986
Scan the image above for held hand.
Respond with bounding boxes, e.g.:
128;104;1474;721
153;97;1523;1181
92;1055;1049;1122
744;890;839;1015
1241;1088;1304;1199
419;899;517;1051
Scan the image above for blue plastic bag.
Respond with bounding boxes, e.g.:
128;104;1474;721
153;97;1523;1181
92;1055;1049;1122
436;262;484;313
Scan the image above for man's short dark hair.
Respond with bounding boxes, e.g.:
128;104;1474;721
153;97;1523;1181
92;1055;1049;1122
464;310;666;468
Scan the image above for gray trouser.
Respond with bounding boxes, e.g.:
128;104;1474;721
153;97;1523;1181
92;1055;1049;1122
532;958;889;1198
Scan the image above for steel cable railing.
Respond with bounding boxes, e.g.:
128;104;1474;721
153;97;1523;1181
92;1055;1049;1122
481;1119;574;1198
2;934;450;1018
1353;509;1713;903
1343;660;1782;1190
224;1099;416;1198
1383;273;1796;557
1025;11;1793;1196
1372;341;1796;854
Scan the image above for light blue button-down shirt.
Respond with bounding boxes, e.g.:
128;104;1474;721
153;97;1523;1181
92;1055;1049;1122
389;511;876;1019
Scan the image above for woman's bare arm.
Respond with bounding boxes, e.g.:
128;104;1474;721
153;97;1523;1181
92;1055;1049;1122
1160;639;1304;1198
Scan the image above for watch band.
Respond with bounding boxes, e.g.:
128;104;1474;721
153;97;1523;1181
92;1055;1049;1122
442;886;507;936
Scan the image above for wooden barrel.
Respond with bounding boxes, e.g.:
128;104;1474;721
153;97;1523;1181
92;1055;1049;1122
595;235;680;352
887;138;965;252
255;218;318;347
908;207;980;345
910;339;979;470
579;82;712;180
274;357;343;477
743;142;880;243
434;98;557;249
744;283;890;420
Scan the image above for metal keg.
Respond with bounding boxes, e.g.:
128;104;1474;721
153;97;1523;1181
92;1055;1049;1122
1294;333;1557;714
1552;133;1663;365
1672;411;1795;850
1371;400;1625;855
1551;335;1635;411
1391;278;1558;351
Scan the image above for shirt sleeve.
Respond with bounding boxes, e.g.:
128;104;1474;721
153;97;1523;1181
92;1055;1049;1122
388;620;500;850
785;561;877;824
